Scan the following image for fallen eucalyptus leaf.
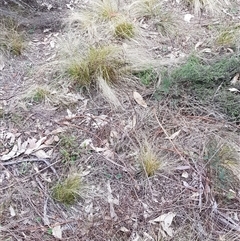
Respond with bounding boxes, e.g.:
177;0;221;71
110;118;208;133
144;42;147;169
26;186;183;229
133;91;147;108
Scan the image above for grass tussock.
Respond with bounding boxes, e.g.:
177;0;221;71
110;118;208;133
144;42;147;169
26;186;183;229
114;21;135;39
184;0;231;15
66;0;120;39
52;174;82;205
139;143;164;177
92;0;120;21
129;0;162;19
216;24;240;47
0;20;24;55
205;139;240;200
129;0;177;36
67;45;126;86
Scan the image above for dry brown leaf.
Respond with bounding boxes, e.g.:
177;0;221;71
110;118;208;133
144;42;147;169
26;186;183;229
133;91;147;108
0;54;5;71
119;227;130;233
50;128;65;135
103;149;115;159
44;136;57;145
184;13;194;22
195;41;203;50
181;171;189;178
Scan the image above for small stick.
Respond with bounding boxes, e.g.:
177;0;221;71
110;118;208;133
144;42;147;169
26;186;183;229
153;108;190;166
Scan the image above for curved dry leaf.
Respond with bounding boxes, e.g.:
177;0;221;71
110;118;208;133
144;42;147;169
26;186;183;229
133;91;147;108
52;225;62;240
230;73;240;85
166;130;181;140
1;144;18;161
9;205;16;217
228;88;240;93
25;137;48;155
33;150;51;159
149;212;176;237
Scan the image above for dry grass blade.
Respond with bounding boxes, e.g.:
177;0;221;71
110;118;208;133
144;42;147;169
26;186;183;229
97;76;122;108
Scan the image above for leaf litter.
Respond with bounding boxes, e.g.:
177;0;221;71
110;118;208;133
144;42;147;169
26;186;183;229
1;0;240;240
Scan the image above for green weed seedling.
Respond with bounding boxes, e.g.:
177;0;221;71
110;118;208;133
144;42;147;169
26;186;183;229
32;87;51;103
134;68;157;86
157;54;240;121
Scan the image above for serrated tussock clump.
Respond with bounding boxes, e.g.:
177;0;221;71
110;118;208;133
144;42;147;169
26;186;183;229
205;139;240;200
52;174;82;205
184;0;231;15
129;0;162;19
68;45;126;86
0;21;25;55
115;21;135;39
139;144;162;177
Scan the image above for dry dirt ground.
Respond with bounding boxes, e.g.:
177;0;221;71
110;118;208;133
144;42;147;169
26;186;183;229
1;0;240;240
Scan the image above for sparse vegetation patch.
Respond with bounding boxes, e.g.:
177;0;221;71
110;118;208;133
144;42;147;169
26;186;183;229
158;54;240;121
